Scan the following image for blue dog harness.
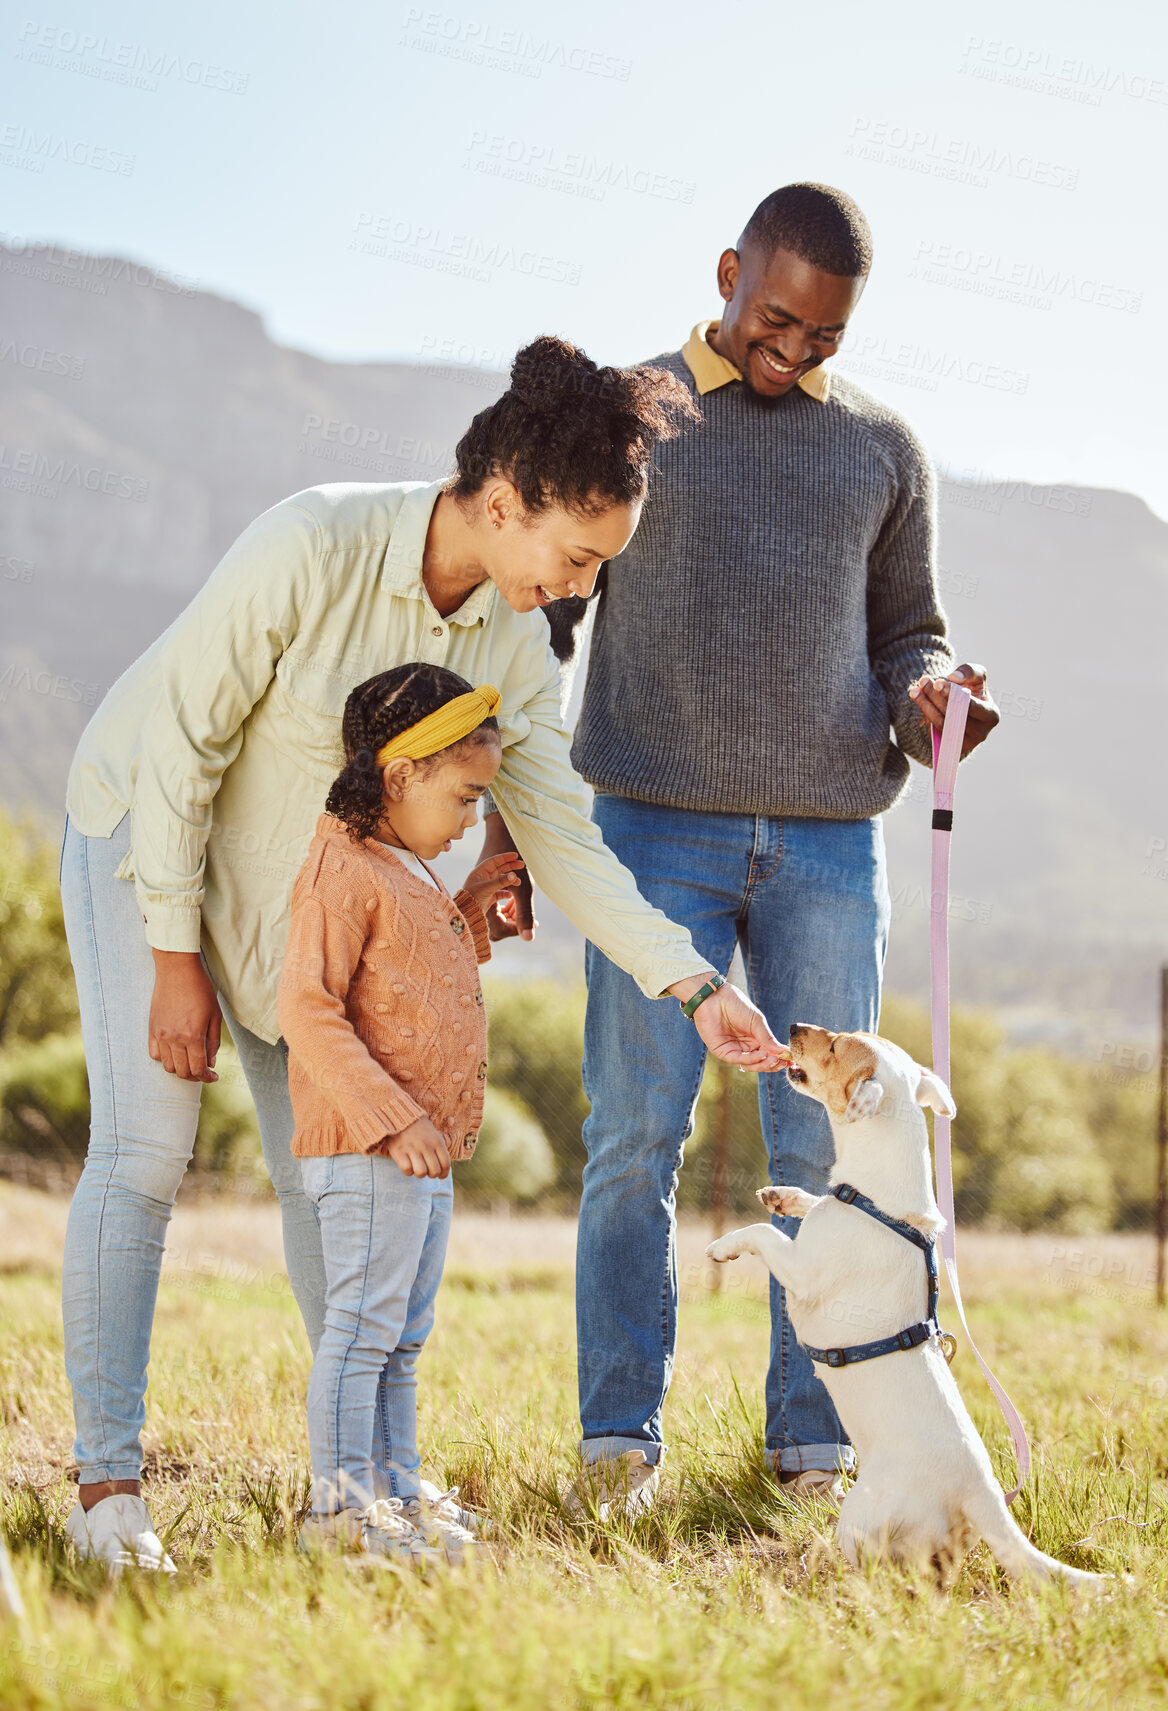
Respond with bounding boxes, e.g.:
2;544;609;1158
799;1183;956;1370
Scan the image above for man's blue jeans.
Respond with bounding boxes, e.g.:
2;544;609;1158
576;795;890;1476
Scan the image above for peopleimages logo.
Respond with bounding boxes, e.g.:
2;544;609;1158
910;240;1142;315
0;123;135;175
960;36;1168;107
0;443;149;500
462;131;696;204
845;117;1078;192
349;212;583;287
399;8;631;81
0;235;198;296
15;20;250;94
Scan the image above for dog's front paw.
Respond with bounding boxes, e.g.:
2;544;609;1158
757;1185;816;1218
706;1236;742;1264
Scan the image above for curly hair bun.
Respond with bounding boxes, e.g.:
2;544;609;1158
452;335;699;515
508;334;597;410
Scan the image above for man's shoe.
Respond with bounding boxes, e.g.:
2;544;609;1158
778;1467;847;1509
65;1494;177;1573
563;1450;659;1522
401;1489;479;1564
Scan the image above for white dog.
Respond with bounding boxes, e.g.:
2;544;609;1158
707;1024;1102;1588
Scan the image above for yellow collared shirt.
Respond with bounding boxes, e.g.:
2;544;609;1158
681;320;831;401
65;481;709;1041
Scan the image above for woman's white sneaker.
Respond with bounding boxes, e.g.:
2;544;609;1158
65;1494;177;1573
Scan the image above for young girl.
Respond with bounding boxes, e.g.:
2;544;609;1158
277;663;523;1563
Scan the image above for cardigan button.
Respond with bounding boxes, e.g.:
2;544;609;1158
476;1061;487;1080
474;990;483;1005
464;1133;477;1150
451;917;465;934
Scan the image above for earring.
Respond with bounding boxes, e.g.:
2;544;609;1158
492;519;501;529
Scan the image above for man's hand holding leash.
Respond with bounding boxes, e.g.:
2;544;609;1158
909;664;999;754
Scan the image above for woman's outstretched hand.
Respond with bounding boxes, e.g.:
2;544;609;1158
149;949;222;1081
667;974;791;1071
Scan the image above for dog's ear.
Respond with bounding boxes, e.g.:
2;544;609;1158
915;1066;956;1117
843;1073;885;1123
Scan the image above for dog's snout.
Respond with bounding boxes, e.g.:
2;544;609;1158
789;1024;807;1040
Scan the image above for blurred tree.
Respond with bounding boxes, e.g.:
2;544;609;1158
0;811;77;1046
457;1085;557;1205
0;1031;89;1163
483;978;588;1198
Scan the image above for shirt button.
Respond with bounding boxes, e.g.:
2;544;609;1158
431;625;444;637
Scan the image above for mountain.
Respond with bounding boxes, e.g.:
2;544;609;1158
2;241;1165;1049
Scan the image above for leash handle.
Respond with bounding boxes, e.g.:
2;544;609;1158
930;686;1032;1502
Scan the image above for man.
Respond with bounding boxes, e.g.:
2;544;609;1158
482;182;998;1511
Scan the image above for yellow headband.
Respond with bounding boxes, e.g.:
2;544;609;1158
375;684;502;767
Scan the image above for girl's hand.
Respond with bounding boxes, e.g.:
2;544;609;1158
463;849;525;914
385;1115;452;1179
479;813;536;941
149;950;222;1081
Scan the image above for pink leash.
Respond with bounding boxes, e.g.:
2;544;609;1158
930;685;1031;1501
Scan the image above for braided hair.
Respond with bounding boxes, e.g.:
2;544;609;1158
325;664;500;844
450;334;699;517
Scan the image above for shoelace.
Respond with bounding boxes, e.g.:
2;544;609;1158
363;1498;416;1536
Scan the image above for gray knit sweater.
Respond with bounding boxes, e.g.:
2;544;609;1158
571;352;955;820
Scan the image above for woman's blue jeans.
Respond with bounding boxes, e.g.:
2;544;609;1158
59;813;327;1483
577;795;890;1477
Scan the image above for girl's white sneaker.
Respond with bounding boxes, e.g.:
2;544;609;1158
401;1488;480;1563
361;1498;441;1563
298;1499;440;1565
65;1494;177;1573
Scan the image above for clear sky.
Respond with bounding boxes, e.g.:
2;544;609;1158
3;0;1165;514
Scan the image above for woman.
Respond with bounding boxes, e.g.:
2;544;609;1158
59;335;787;1570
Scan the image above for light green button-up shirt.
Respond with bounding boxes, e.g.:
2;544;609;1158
66;480;708;1043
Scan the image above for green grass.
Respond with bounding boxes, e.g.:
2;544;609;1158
4;1233;1168;1710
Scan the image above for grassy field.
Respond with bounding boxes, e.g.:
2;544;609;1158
3;1182;1168;1710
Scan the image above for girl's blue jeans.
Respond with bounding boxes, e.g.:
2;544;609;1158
59;812;329;1483
577;795;891;1478
300;1153;451;1513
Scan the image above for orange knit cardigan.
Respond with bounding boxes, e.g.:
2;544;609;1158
277;813;492;1162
